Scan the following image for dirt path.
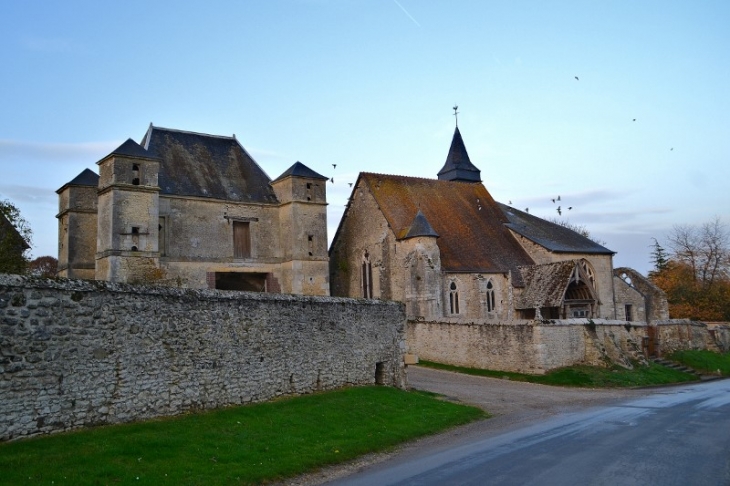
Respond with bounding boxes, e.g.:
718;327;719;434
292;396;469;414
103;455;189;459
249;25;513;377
282;366;647;485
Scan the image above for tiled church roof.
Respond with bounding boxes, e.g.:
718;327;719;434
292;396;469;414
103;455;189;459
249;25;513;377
359;173;534;285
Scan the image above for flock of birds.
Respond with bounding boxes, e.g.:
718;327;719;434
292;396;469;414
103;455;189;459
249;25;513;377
326;81;676;212
328;164;354;189
505;75;675;215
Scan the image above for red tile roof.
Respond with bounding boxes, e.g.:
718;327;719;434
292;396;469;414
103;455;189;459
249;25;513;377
360;173;534;285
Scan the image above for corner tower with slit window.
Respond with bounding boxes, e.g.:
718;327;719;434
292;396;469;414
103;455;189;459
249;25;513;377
329;123;659;322
57;124;330;296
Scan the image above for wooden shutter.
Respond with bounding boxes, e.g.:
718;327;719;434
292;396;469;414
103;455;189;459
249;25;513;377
233;222;251;258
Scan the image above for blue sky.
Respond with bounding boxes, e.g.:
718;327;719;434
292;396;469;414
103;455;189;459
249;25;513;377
2;1;729;275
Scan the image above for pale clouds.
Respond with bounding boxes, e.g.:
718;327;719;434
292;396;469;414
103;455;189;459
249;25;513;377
0;139;119;162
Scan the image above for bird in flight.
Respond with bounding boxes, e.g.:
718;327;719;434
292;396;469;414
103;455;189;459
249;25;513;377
670;148;674;151
551;198;555;203
574;76;579;81
568;207;573;210
525;208;529;213
557;206;562;216
557;195;561;201
332;164;337;169
633;118;636;122
330;177;334;184
348;182;353;187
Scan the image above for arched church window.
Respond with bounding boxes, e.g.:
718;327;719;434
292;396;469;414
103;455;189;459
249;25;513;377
449;281;460;314
486;280;496;312
362;251;373;299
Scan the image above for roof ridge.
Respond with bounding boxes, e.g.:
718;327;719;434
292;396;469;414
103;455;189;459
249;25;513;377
150;125;237;141
360;172;481;185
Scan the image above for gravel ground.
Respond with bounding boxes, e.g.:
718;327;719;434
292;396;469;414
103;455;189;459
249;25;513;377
280;365;647;485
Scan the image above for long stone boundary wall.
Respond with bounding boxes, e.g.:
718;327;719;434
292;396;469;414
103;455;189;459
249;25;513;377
0;275;406;441
407;319;729;375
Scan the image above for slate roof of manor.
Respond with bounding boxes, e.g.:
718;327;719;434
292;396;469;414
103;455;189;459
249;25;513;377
139;125;279;203
357;172;535;286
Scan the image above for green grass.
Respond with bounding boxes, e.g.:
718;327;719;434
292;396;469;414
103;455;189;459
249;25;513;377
418;360;698;388
0;386;485;486
667;350;730;375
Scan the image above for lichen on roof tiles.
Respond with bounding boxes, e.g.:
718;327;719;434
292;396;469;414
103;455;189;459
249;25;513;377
142;126;279;204
360;173;534;285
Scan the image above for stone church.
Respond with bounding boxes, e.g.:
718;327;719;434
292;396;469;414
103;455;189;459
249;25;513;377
329;126;667;322
57;124;330;295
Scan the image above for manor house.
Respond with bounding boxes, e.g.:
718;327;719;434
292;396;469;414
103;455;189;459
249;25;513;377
329;126;667;322
57;125;330;295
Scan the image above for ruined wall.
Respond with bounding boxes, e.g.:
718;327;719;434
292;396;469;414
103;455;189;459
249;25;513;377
614;268;669;322
0;275;406;441
407;319;649;374
613;275;649;322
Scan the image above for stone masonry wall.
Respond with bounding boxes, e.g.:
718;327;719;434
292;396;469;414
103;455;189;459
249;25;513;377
654;320;725;354
0;275;406;441
407;319;651;374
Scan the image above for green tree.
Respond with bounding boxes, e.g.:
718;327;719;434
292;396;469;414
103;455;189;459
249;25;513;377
649;237;669;276
0;198;32;274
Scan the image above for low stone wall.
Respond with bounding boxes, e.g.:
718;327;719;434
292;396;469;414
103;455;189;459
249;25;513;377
407;319;650;374
0;275;406;441
655;320;727;354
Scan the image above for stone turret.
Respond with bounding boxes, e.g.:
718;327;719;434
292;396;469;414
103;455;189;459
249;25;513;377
271;161;330;295
401;210;442;320
56;169;99;279
95;139;161;283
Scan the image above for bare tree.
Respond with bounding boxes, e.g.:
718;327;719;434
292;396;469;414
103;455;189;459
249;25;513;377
667;217;728;288
29;255;58;277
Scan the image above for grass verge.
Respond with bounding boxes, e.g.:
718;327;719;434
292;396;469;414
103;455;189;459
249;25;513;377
667;350;730;375
418;360;698;388
0;386;485;486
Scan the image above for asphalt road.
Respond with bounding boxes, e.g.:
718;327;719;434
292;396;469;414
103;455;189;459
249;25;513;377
326;375;730;485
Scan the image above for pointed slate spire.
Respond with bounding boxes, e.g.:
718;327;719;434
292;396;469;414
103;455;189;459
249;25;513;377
437;126;481;183
402;210;439;240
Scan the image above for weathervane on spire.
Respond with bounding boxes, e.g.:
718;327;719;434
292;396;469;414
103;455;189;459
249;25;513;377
453;105;459;127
